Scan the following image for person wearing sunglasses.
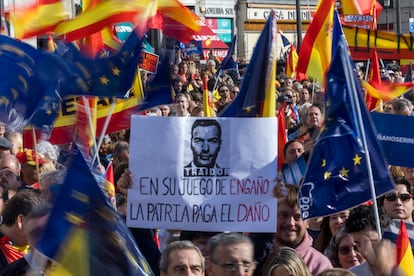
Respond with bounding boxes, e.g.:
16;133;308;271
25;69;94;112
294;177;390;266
326;228;364;270
380;177;413;222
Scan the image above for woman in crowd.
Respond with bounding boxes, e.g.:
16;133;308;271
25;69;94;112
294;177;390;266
262;247;311;276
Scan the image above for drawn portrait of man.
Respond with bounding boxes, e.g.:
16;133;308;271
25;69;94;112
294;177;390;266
187;119;222;169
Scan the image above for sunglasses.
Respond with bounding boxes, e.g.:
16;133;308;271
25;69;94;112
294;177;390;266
384;193;412;202
339;245;358;255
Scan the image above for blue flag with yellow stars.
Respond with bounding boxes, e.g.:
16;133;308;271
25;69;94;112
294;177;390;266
0;35;64;129
37;147;153;276
58;27;142;99
298;23;394;220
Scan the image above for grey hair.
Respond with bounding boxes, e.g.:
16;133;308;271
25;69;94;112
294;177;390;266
159;240;205;273
207;232;253;262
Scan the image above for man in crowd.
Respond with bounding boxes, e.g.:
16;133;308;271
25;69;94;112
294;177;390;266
0;190;43;271
273;184;332;275
175;93;190;117
345;205;397;276
1;203;52;275
160;240;205;276
207;232;256;276
0;154;22;199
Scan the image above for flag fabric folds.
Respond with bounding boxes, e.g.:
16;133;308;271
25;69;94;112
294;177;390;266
277;104;287;171
12;0;68;39
58;28;142;98
0;34;64;129
279;29;290;48
219;11;276;117
396;220;414;276
37;147;153;275
298;28;394;220
296;0;334;86
285;44;298;78
137;56;174;112
217;35;237;73
365;49;382;110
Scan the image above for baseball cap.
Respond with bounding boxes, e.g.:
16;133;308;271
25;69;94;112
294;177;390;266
16;149;45;166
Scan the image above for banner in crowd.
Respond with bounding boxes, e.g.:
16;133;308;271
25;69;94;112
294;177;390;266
372;112;414;168
127;116;278;232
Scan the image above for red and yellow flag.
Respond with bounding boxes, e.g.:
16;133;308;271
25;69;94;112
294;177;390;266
12;0;68;39
203;75;214;117
285;44;298;78
396;220;414;276
296;0;334;86
365;48;381;110
362;81;413;104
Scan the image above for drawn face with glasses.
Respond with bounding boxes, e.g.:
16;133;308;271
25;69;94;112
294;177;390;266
382;184;414;222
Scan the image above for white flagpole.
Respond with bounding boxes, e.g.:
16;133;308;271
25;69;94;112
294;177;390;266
340;39;383;239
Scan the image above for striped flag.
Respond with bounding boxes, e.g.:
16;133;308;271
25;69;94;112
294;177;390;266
396;220;414;276
285;44;298;78
296;0;334;86
365;48;382;110
12;0;68;39
219;10;276;117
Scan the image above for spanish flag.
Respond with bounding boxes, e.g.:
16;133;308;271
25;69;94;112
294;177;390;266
296;0;334;86
285;44;298;78
396;220;414;276
12;0;68;39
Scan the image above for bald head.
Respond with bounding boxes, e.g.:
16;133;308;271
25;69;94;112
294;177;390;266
0;153;20;175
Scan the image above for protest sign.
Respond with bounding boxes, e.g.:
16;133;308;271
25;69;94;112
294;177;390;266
139;51;159;74
127;116;278;232
372;112;414;168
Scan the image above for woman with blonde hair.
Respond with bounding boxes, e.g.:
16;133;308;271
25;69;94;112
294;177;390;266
262;246;311;276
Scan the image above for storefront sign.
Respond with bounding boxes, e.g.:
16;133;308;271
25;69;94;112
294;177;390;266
247;8;312;21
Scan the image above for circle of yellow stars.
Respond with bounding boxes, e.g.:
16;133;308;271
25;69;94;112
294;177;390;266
321;153;362;180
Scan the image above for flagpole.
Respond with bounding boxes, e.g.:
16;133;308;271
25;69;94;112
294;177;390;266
341;41;383;239
92;100;117;166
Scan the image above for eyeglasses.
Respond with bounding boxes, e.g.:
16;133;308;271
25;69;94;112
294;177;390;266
212;260;257;272
339;245;358;255
384;193;412;202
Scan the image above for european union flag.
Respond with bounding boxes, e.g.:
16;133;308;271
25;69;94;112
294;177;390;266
58;28;142;98
219;11;276;117
37;147;153;275
137;55;174;111
0;35;63;128
298;19;394;220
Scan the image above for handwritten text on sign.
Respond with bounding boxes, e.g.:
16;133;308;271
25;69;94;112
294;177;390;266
127;117;278;232
138;51;159;74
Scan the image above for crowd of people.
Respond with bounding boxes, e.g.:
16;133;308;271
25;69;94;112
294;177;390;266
0;51;412;276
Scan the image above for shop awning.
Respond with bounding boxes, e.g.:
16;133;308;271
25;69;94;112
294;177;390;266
191;22;228;49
